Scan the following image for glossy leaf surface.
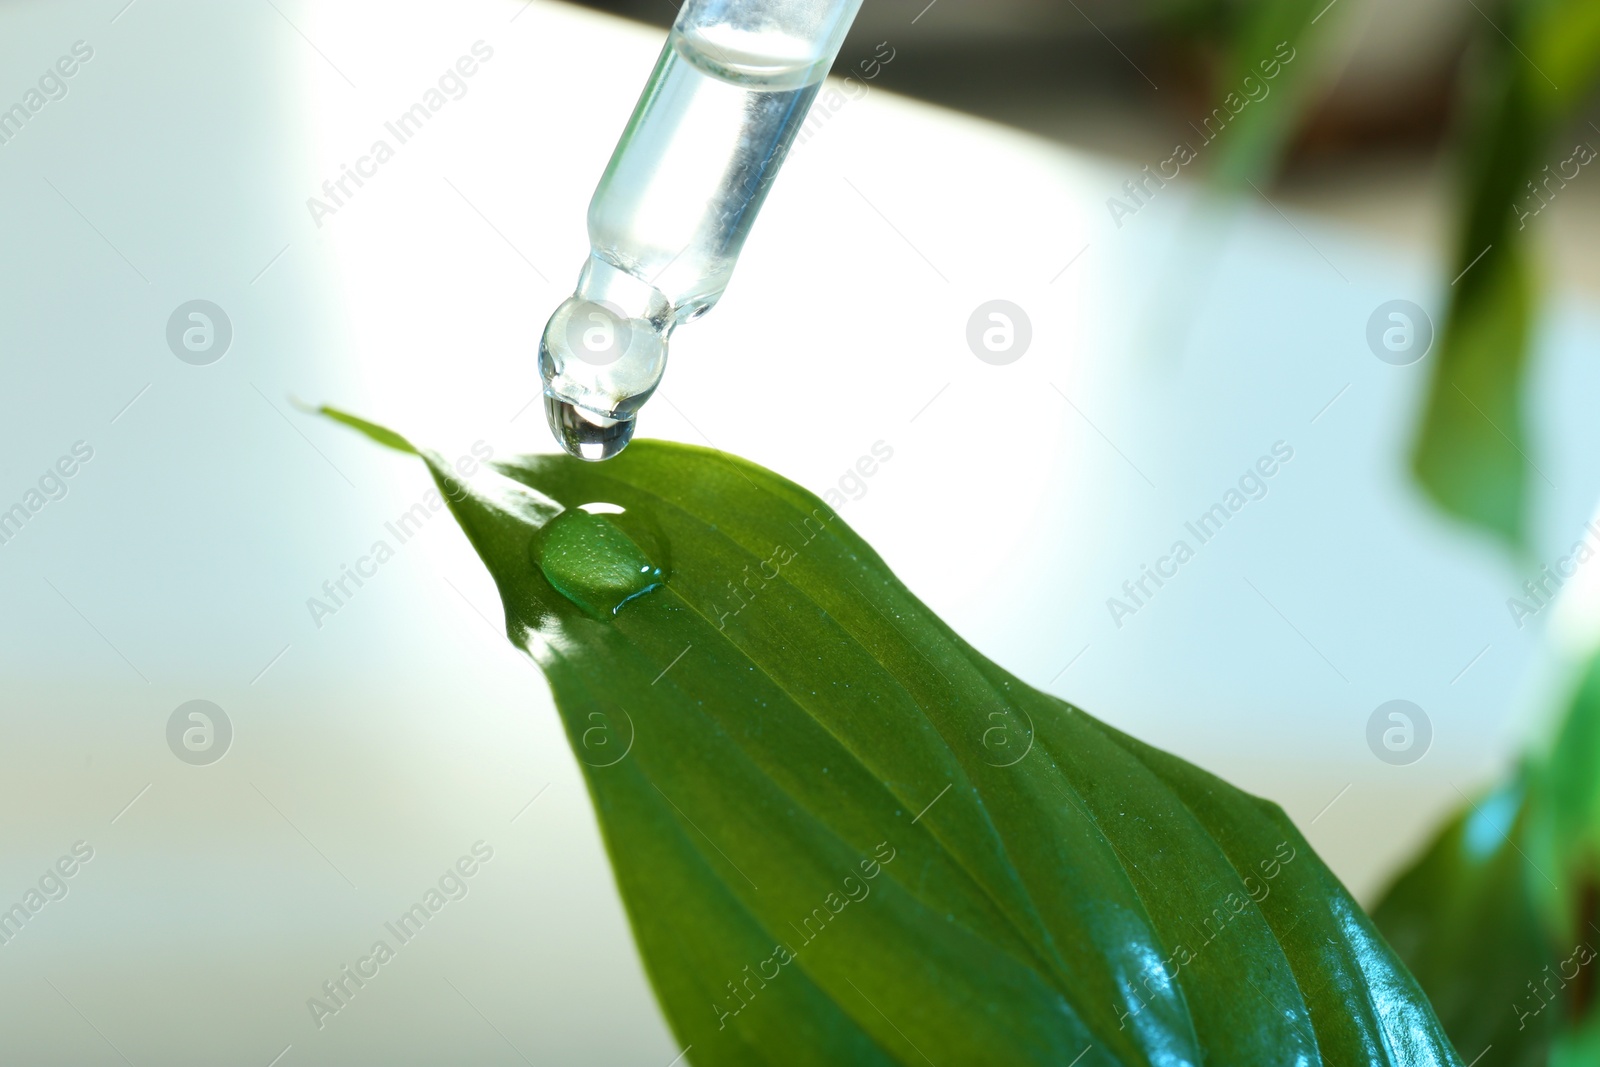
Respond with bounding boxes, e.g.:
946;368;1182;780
1374;654;1600;1065
1372;778;1558;1067
330;410;1463;1066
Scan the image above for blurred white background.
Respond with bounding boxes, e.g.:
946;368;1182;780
1;0;1598;1063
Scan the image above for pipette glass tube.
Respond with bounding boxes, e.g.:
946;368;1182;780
539;0;865;459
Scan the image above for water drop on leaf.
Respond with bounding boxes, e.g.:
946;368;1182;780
531;508;665;617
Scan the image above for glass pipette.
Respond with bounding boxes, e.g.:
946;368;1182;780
538;0;865;460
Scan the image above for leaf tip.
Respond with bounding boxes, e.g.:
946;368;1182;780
313;404;419;455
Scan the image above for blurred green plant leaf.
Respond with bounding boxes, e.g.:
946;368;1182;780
1412;0;1600;549
1374;652;1600;1063
1138;0;1345;190
1372;778;1558;1067
1525;653;1600;946
328;408;1463;1065
1552;1015;1600;1066
1207;0;1331;189
1411;43;1541;549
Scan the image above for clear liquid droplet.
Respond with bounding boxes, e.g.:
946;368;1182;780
545;396;635;462
532;507;666;616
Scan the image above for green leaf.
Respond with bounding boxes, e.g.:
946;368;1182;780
303;402;417;454
1411;43;1542;550
1373;653;1600;1063
1411;0;1600;549
1207;0;1330;190
1552;1014;1600;1066
1135;0;1343;192
1526;653;1600;942
1411;238;1535;549
1371;778;1559;1067
329;409;1463;1065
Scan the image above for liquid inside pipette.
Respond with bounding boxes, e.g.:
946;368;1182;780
540;25;825;460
